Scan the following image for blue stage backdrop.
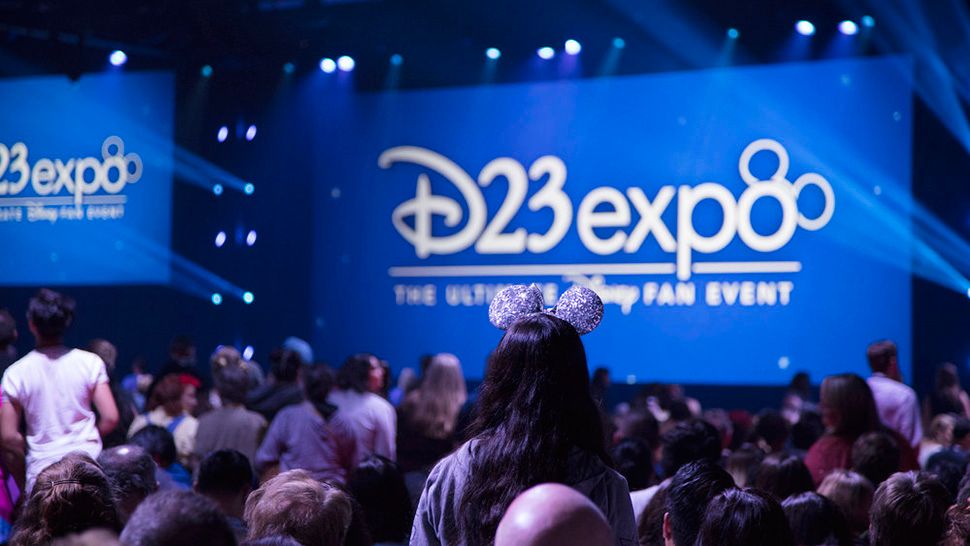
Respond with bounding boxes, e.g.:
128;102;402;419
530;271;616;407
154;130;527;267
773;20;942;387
0;71;173;285
313;56;913;384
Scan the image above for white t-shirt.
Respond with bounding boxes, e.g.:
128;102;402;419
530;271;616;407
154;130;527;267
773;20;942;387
1;348;108;490
327;388;397;462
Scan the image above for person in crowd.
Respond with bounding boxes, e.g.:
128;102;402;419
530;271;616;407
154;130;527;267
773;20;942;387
495;483;613;546
255;364;357;485
927;417;970;469
636;481;669;546
817;469;874;539
805;373;917;485
121;357;154;413
782;371;814;424
926;455;965;501
374;358;393;398
388;367;417;407
411;307;636;545
925;362;970;419
866;340;922;448
781;491;853;546
0;289;119;492
693;488;794;546
660;460;735;546
612;409;660;452
753;409;790;454
753;452;815;501
282;336;314;369
128;372;200;469
631;418;721;519
0;309;17;373
347;455;412;546
196;449;255;542
397;352;466;473
726;410;754;451
942;502;970;546
9;452;121;546
120;489;236;546
702;408;733;451
790;410;824;452
851;431;902;488
129;425;192;489
247;348;305;422
869;471;950;546
156;335;201;386
611;438;654;493
97;444;158;524
921;413;956;468
196;347;268;463
88;338;139;449
725;443;765;488
245;469;353;546
329;353;397;461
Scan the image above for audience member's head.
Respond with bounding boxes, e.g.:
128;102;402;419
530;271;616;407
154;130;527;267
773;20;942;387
869;471;950;546
702;408;734;450
637;481;669;546
495;483;612;546
926;455;964;502
10;452;120;546
952;417;970;450
282;336;313;367
196;449;255;519
754;410;790;453
866;339;899;379
269;348;304;383
753;452;814;501
87;338;118;373
129;425;178;468
850;431;901;488
97;445;158;524
0;308;17;349
819;374;879;439
147;373;190;416
659;419;721;479
791;410;825;451
781;492;852;546
243;537;303;546
613;409;660;451
52;529;122;546
693;488;794;546
725;443;765;488
401;352;467;439
302;363;338;419
662;460;736;546
941;502;970;546
610;437;654;491
928;413;956;446
338;353;383;394
121;490;235;546
817;470;874;536
212;346;252;405
347;456;411;544
168;335;197;368
27;288;75;342
245;469;353;546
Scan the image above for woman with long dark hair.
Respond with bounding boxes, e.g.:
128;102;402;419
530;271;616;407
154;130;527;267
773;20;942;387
410;285;636;546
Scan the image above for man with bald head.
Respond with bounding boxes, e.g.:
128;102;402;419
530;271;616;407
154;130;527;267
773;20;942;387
97;444;158;524
496;483;614;546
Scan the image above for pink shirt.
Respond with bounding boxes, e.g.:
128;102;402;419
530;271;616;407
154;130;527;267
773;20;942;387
868;374;922;448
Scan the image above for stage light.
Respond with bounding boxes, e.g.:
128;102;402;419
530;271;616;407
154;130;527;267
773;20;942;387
319;58;336;73
564;39;582;55
337;56;355;72
109;50;127;66
839;20;858;36
243;346;254;360
215;231;227;248
217;126;228;142
390;54;403;66
966;287;970;299
612;37;626;49
727;28;740;39
212;184;224;196
795;20;815;36
200;64;213;77
244;183;255;195
211;293;223;306
537;46;555;60
283;62;295;74
486;47;501;60
245;125;257;141
861;15;875;28
243;291;255;304
246;230;257;246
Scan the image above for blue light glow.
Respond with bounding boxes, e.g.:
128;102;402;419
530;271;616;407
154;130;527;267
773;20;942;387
243;291;255;304
217;126;228;142
564;39;582;55
212;184;224;196
390;54;403;66
200;65;213;77
211;293;223;305
612;37;626;49
537;46;555;60
727;28;740;39
246;125;257;141
861;15;875;28
243;346;254;360
839;20;859;36
319;58;336;73
283;62;295;74
215;231;227;248
246;230;257;246
486;48;501;60
796;20;816;36
337;56;355;72
109;50;127;66
244;183;255;195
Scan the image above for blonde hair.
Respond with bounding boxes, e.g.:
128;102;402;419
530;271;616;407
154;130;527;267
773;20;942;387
929;414;956;445
245;470;352;546
401;353;468;439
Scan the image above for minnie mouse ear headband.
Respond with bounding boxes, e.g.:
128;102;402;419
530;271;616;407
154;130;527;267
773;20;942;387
488;284;604;335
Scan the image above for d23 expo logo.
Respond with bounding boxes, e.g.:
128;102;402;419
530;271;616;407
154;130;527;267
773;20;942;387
379;139;834;282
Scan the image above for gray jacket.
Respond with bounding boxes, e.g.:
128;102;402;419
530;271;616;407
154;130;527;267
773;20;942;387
409;439;638;546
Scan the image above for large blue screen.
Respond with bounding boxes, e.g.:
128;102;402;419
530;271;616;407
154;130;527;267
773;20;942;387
313;57;913;384
0;71;173;285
